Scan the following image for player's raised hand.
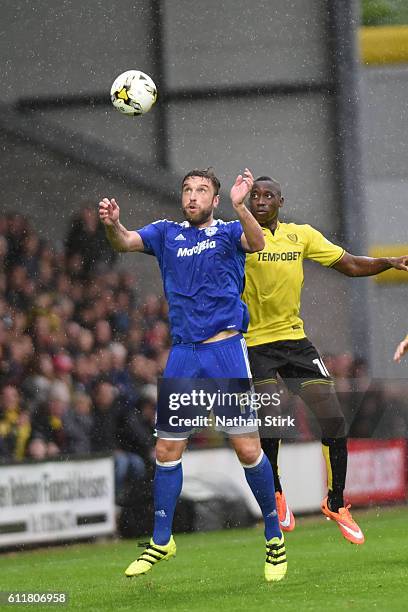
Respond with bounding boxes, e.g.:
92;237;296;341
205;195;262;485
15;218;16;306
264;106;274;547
99;198;120;226
389;255;408;272
230;168;254;209
393;336;408;363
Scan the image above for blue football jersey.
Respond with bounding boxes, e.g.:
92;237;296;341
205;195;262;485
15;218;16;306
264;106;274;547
137;219;249;344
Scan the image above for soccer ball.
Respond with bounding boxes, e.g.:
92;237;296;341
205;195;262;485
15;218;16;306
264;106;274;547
110;70;157;116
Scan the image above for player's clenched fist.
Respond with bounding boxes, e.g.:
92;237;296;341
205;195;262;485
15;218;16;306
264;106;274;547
99;198;120;226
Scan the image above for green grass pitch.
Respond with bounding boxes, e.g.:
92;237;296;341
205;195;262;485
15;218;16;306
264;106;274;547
1;506;407;611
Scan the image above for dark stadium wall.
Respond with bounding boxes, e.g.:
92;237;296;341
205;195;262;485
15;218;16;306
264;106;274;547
0;0;159;166
360;66;408;377
162;0;338;236
361;67;408;241
1;0;340;235
0;1;154;101
163;0;330;89
166;94;337;236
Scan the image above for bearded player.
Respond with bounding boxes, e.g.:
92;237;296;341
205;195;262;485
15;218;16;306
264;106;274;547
99;168;288;582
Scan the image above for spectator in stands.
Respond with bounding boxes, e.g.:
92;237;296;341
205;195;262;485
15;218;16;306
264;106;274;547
142;294;162;328
0;236;9;273
20;232;41;280
0;385;31;461
115;401;151;503
117;269;138;308
94;319;112;350
4;213;29;270
27;382;71;459
91;380;119;454
93;347;113;378
37;256;56;292
127;323;143;354
128;353;158;386
63;391;93;455
0;343;12;388
144;320;170;356
22;352;55;413
109;342;134;402
65;205;116;277
110;290;132;336
6;334;34;387
6;265;32;311
91;379;147;502
52;351;74;390
76;327;95;355
72;354;98;394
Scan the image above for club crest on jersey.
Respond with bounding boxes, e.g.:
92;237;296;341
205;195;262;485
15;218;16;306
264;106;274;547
204;226;218;237
287;233;298;243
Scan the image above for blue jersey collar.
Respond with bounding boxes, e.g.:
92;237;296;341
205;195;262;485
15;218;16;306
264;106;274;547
181;219;219;230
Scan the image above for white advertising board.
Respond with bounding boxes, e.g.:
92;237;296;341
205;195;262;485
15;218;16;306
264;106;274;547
182;442;325;517
0;456;115;547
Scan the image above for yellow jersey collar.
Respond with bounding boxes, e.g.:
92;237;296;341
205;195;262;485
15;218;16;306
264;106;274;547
262;220;280;236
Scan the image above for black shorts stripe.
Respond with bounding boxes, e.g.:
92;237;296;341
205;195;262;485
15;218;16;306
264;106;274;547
248;338;333;393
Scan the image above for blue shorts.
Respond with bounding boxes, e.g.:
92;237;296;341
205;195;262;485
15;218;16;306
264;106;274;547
157;333;258;439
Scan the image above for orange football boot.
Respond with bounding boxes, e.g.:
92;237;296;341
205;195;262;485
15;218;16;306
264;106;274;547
321;497;365;544
275;491;295;532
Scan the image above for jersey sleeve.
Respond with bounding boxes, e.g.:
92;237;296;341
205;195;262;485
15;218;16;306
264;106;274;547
303;225;345;267
228;220;245;252
136;220;166;257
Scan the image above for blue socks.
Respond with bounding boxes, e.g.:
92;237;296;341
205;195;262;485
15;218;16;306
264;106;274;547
153;460;183;545
152;452;281;544
243;451;282;541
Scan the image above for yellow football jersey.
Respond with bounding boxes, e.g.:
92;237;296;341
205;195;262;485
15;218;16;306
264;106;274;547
243;222;345;346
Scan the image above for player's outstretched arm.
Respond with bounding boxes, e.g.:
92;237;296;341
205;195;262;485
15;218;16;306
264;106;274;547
230;168;265;253
98;198;144;252
333;252;408;277
394;335;408;363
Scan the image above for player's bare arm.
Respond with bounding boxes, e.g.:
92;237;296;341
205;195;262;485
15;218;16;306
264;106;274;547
98;197;144;252
230;169;265;253
333;252;408;277
394;335;408;363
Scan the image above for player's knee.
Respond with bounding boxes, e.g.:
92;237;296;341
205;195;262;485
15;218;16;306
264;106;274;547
232;438;262;465
155;438;186;463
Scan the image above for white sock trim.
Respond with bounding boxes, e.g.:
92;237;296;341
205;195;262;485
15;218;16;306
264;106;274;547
156;458;182;468
241;450;264;469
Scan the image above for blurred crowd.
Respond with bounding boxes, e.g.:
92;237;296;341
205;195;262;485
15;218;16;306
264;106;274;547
0;207;171;501
1;208;408;496
279;353;408;441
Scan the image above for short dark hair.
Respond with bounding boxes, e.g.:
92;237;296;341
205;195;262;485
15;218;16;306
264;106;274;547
255;176;273;182
182;168;221;196
254;176;281;195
